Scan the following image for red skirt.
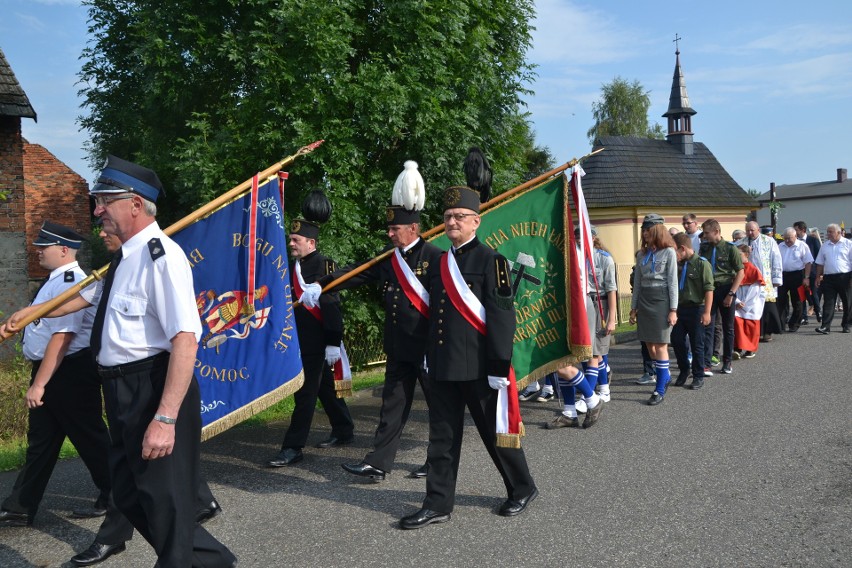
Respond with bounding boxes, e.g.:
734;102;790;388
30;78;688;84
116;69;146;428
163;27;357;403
735;317;760;352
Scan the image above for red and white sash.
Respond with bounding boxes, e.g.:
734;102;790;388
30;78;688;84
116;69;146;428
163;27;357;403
293;260;352;397
440;250;525;447
391;247;430;318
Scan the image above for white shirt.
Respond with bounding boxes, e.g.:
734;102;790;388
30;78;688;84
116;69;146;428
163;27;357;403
779;240;814;272
23;261;95;361
686;230;701;253
88;221;202;366
815;237;852;274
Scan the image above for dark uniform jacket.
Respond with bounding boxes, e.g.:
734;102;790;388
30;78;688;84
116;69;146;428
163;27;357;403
290;250;343;355
330;238;443;363
426;237;515;382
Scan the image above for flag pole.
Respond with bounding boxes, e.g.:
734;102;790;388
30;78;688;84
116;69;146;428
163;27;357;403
0;141;324;342
316;148;605;295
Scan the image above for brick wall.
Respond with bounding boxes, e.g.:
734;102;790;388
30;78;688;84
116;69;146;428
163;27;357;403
0;116;28;356
23;142;92;279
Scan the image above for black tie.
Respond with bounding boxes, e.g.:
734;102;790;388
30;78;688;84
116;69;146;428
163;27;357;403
21;278;48;348
90;251;123;360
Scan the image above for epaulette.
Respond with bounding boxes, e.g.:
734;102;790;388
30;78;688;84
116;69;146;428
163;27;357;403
598;249;611;257
325;259;336;275
698;256;708;263
148;238;166;261
64;270;75;282
494;255;513;309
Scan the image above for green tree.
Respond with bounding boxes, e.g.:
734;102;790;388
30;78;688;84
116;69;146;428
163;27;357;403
79;0;539;355
587;76;664;144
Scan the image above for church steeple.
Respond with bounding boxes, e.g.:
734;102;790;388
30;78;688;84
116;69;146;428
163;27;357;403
663;36;696;155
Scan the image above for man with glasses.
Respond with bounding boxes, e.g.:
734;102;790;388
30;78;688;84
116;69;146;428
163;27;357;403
4;157;236;567
399;184;537;530
682;213;701;251
777;227;813;332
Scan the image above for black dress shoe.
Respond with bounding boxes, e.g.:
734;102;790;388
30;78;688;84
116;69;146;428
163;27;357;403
647;393;664;406
399;508;450;529
674;373;689;387
816;326;830;335
315;435;355;448
498;487;539;517
267;448;303;467
0;509;30;527
71;495;108;519
843;327;851;333
408;463;428;479
195;500;223;524
342;462;386;481
689;377;704;390
70;541;126;566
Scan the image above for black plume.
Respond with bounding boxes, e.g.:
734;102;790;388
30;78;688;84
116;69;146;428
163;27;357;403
463;147;492;203
301;189;332;224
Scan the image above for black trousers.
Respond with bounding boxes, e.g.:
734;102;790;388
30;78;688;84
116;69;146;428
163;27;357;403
820;272;852;330
423;378;536;513
671;305;706;378
95;471;219;546
282;352;353;449
778;270;805;329
364;359;430;472
2;350;111;518
705;283;735;366
101;354;235;568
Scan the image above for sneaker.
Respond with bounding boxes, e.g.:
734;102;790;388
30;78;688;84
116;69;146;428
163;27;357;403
647;393;664;406
720;361;732;374
710;355;720;367
732;350;742;360
703;368;714;377
674;372;689;387
582;402;604;428
545;414;578;429
597;390;611;403
536;391;554;402
575;398;588;414
690;377;704;390
635;373;656;385
743;351;756;359
518;386;539;402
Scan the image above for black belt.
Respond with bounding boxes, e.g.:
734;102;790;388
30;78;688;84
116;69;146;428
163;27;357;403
589;293;608;303
98;352;170;380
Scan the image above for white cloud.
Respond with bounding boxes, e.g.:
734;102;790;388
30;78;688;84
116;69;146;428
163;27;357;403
12;12;47;33
530;0;651;65
30;0;82;6
744;23;852;54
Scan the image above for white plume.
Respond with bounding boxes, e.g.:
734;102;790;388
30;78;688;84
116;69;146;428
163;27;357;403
391;160;425;211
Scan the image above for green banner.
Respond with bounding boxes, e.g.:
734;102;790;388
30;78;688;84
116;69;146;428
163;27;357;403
431;175;589;388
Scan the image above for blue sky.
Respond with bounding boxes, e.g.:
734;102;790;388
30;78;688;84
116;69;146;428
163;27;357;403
2;0;851;193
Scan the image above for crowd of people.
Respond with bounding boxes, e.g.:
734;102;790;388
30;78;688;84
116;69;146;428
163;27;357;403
521;212;851;413
3;145;851;566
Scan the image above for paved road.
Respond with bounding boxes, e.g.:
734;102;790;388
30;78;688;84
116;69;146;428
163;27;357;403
1;332;850;567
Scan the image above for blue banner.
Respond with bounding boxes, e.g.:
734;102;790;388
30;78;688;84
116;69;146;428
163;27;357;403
172;179;303;438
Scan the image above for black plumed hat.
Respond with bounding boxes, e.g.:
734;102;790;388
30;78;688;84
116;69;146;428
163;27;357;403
463;147;492;204
291;189;332;240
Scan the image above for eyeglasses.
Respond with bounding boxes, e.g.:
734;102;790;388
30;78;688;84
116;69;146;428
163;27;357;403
93;194;134;208
443;212;478;223
682;220;696;226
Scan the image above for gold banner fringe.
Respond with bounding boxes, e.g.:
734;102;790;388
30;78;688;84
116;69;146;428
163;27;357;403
514;344;593;392
496;432;521;449
200;370;305;442
518;421;526;437
335;389;352;399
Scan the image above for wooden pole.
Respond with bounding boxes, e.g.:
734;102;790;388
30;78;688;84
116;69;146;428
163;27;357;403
316;148;605;295
0;141;324;342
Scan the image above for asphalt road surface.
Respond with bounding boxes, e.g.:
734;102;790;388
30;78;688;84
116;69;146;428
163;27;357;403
1;332;849;567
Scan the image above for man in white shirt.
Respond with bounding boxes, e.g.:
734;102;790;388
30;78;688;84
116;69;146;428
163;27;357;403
777;227;814;332
814;224;852;334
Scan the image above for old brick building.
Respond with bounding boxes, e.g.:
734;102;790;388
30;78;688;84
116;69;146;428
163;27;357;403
1;47;91;355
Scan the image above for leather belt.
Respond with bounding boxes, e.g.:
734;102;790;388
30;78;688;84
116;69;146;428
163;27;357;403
98;352;170;380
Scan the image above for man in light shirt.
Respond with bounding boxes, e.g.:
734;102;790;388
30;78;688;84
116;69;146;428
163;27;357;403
777;227;814;332
814;224;852;334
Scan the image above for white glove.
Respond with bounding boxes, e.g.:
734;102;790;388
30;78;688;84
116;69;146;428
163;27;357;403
325;345;341;367
487;375;510;390
299;282;322;308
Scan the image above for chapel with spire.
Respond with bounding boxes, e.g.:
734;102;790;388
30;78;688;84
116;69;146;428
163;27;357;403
577;39;757;271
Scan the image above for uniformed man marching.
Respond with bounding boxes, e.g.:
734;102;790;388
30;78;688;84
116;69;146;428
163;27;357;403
313;161;442;481
267;190;355;467
399;182;538;529
0;223;114;534
4;158;236;567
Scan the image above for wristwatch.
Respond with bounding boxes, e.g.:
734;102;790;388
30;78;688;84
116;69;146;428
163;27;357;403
727;291;736;297
153;414;177;425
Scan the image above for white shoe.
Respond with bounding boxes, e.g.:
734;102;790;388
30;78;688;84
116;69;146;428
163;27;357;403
597;390;611;403
518;386;539;401
575;398;588;414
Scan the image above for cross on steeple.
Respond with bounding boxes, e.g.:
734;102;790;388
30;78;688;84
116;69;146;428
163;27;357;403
673;33;682;54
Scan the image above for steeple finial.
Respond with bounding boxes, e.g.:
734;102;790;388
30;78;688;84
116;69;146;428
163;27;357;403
673;33;681;55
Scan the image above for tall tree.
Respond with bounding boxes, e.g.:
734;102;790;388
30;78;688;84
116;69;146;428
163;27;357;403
79;0;539;354
586;76;664;144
